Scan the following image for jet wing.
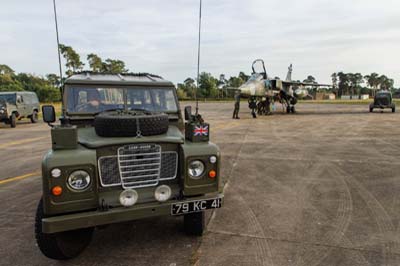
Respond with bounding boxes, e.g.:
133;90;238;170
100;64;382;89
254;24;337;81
282;81;332;87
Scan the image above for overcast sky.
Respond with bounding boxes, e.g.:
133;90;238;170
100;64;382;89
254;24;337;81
1;0;399;86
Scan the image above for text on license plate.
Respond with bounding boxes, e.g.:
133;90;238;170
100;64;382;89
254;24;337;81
171;198;222;215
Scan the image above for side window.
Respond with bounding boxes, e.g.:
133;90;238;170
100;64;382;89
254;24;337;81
16;95;23;104
164;90;177;110
151;89;177;111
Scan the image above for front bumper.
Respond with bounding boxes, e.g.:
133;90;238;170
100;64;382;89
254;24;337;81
42;193;223;234
371;104;392;109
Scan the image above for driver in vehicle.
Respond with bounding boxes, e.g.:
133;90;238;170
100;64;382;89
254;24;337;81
75;89;102;112
86;90;101;109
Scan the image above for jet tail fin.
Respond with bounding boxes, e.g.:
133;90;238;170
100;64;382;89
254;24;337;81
285;64;293;81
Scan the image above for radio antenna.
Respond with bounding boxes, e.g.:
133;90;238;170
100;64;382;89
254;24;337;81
52;0;67;118
53;0;63;83
195;0;202;115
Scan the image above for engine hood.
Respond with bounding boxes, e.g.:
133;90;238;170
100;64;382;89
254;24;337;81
78;125;184;149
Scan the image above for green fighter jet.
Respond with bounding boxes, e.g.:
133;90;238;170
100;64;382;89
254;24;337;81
236;59;331;118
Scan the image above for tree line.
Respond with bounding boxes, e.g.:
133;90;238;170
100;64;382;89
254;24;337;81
0;44;129;102
177;72;250;99
332;72;395;97
177;71;397;100
0;43;397;101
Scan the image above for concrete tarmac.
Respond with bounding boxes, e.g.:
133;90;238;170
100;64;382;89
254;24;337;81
0;103;399;266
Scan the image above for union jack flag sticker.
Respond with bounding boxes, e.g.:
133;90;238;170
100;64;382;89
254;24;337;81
194;125;209;136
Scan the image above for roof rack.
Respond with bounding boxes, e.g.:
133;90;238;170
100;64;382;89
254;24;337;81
71;71;163;79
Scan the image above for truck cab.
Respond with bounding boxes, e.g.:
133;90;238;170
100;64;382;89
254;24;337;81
35;72;223;260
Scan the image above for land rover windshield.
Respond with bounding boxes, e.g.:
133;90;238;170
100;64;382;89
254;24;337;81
0;93;16;104
65;87;178;114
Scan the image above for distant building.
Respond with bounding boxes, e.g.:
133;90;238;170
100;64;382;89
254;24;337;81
315;92;336;100
324;93;336;100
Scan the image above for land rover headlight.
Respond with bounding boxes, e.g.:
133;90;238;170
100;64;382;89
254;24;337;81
188;160;205;179
67;170;91;191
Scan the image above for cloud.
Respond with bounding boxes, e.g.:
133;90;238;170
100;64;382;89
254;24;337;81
0;0;399;86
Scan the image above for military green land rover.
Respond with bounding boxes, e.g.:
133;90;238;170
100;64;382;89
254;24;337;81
35;72;223;260
0;91;40;127
369;90;395;113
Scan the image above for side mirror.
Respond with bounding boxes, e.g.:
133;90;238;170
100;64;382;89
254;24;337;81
42;105;56;124
184;106;192;121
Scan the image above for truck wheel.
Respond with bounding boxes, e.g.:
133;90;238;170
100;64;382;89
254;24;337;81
392;107;396;113
30;110;38;123
10;113;16;128
184;211;205;236
94;110;169;137
35;199;94;260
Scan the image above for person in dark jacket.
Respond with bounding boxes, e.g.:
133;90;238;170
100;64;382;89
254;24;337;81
232;91;241;119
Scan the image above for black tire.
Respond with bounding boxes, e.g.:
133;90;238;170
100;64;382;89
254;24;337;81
369;107;373;113
94;110;169;137
35;199;94;260
184;211;205;236
392;107;395;113
30;110;38;123
10;113;16;128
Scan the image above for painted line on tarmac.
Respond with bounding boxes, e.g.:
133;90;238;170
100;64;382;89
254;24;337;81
0;136;46;149
0;171;40;185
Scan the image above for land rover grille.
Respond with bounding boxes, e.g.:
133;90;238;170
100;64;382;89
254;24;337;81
98;144;178;189
375;96;389;106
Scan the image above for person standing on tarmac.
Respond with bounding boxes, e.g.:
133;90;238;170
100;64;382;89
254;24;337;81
232;90;241;119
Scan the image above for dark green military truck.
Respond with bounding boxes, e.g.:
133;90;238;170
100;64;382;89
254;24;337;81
370;90;395;113
35;73;223;260
0;91;39;127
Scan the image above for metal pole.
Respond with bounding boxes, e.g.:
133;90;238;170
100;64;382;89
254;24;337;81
53;0;63;83
52;0;66;116
195;0;202;115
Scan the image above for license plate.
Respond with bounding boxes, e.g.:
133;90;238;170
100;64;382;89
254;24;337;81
171;197;222;215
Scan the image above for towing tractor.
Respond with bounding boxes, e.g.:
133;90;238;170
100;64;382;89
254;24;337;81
35;72;223;260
